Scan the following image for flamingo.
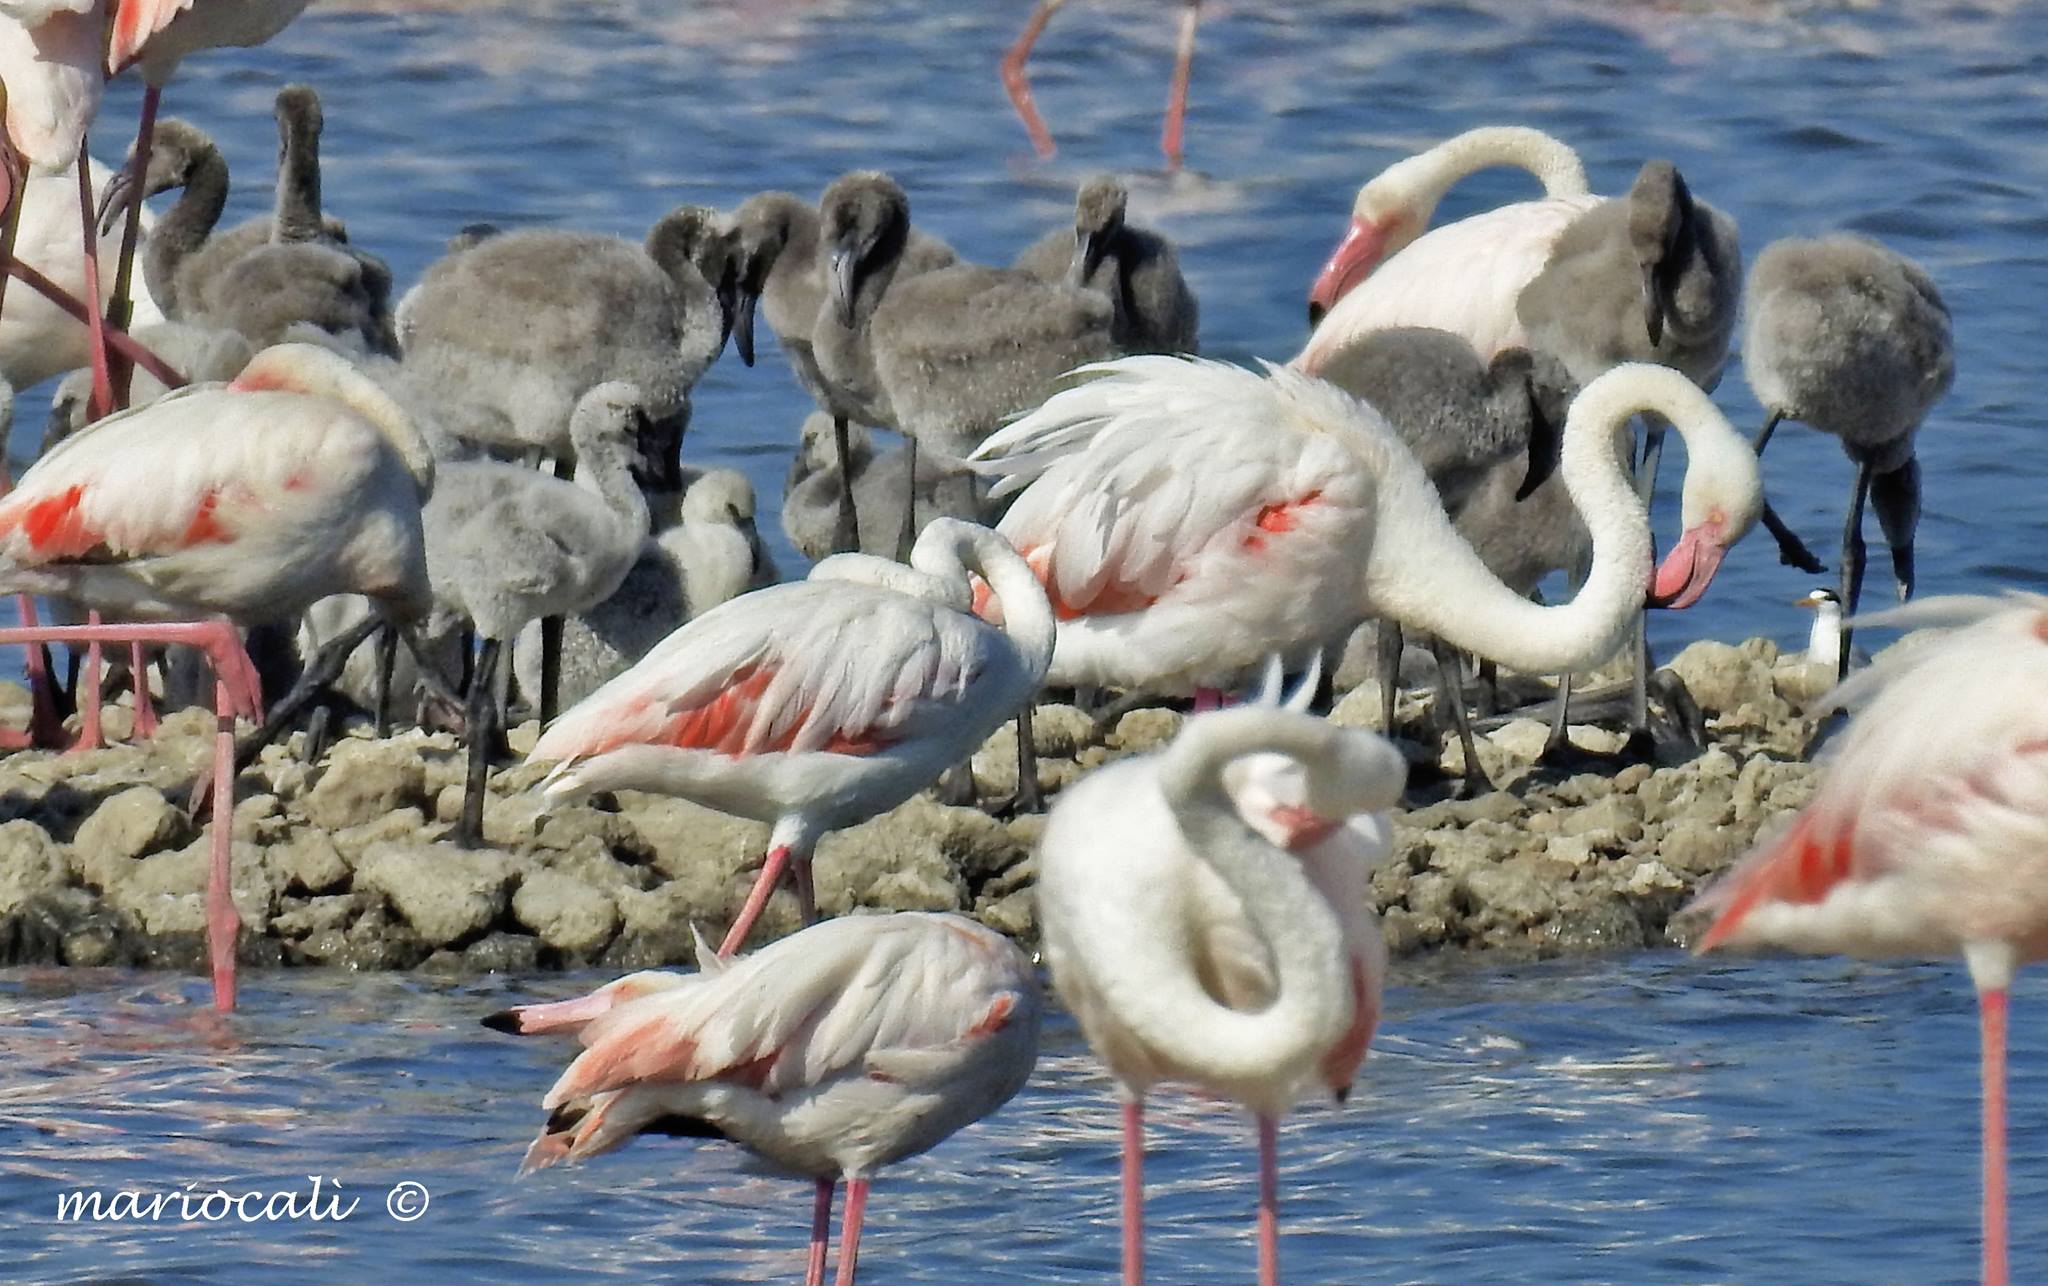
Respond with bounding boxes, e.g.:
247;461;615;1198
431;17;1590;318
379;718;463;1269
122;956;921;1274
1743;234;1955;678
968;357;1761;704
1303;125;1590;332
0;340;434;1008
525;516;1055;957
1012;173;1199;355
1036;685;1401;1285
487;911;1041;1286
1687;592;2048;1286
1000;0;1204;172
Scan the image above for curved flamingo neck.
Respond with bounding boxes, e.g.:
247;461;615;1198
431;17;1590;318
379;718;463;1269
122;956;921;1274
1365;126;1589;236
929;523;1056;682
1360;364;1726;675
143;137;229;311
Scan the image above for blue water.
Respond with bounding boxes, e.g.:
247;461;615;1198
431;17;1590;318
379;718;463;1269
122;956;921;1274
2;954;2032;1281
4;0;2045;1279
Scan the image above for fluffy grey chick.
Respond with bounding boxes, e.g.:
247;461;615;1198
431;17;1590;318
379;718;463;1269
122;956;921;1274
1013;174;1198;355
43;319;255;453
780;412;989;561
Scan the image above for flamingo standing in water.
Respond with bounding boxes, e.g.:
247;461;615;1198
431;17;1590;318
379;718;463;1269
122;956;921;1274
487;911;1041;1286
1001;0;1204;172
1036;687;1401;1285
0;341;435;1010
526;517;1054;958
968;357;1761;705
1689;592;2048;1286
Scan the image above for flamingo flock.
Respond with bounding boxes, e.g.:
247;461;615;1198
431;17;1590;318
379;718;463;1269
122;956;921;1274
0;5;2020;1284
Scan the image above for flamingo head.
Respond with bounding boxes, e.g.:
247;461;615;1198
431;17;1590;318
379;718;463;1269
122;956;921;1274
1648;481;1762;611
1224;736;1405;853
1306;163;1438;325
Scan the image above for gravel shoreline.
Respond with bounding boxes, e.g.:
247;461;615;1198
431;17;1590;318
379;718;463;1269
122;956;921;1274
0;636;1831;975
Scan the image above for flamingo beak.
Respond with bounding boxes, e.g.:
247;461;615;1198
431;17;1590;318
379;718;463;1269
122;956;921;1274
733;289;758;368
1271;803;1341;851
1647;517;1730;610
1306;217;1391;327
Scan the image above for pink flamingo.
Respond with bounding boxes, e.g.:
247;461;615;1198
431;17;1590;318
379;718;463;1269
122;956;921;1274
1302;125;1592;341
0;341;434;1009
487;910;1041;1286
1689;592;2048;1286
1035;682;1402;1286
968;357;1761;704
526;517;1054;957
1001;0;1203;172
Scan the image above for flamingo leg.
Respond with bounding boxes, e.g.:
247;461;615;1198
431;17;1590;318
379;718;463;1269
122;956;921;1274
792;855;818;928
66;608;106;753
832;1177;868;1286
831;416;859;555
12;597;66;748
1121;1098;1145;1286
895;436;919;564
1429;637;1490;796
129;641;158;737
1375;620;1402;736
1192;687;1225;713
1;257;183;385
807;1177;835;1286
1255;1115;1281;1286
1981;986;2009;1286
105;84;160;410
371;622;398;737
1750;411;1826;573
1000;0;1069;160
207;675;240;1012
1161;0;1200;172
74;143;115;422
717;843;794;958
456;637;502;848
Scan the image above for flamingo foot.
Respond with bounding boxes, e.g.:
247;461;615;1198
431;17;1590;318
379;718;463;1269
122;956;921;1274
130;641;159;738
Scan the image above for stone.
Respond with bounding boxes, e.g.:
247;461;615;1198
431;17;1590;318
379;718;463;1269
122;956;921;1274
610;882;728;968
465;932;542;973
1107;708;1181;753
329;808;432;861
813;811;967;916
270;893;366;940
353;842;518;948
1656;818;1746;876
1026;704;1096;758
976;889;1036;938
267;831;351;895
624;797;767;883
1545;893;1647;952
0;820;66;914
73;786;192;865
1486;718;1553;762
1620;858;1686;895
513;869;620;956
112;839;274;936
1459;858;1558;928
0;888;131;967
298;739;429;830
1665;638;1779;716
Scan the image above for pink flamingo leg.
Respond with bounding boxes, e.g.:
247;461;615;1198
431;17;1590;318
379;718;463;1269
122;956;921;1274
67;609;105;753
105;85;160;410
73;144;115;422
1121;1097;1145;1286
1;258;184;387
806;1177;835;1286
1161;0;1200;173
716;843;793;959
832;1177;869;1286
9;596;64;748
1256;1114;1280;1286
129;641;158;737
207;676;240;1011
1981;986;2009;1286
1000;0;1067;160
1192;687;1226;713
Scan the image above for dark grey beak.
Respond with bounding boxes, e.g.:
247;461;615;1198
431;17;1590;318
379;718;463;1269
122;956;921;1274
734;289;758;368
829;245;859;328
1516;384;1561;502
714;272;739;361
1068;227;1109;288
96;166;138;237
1640;262;1666;348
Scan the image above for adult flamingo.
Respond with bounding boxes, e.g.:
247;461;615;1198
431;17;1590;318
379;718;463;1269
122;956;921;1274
526;517;1054;957
1001;0;1203;172
1037;693;1402;1285
1303;125;1589;332
489;911;1038;1286
0;340;434;1009
1688;592;2048;1286
968;357;1761;703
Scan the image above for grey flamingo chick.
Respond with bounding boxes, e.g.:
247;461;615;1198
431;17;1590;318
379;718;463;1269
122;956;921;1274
781;413;987;561
1317;326;1571;791
1744;233;1955;678
1013;174;1198;355
423;381;655;847
731;189;955;554
514;466;776;711
816;171;1117;562
45;319;253;449
402;206;736;478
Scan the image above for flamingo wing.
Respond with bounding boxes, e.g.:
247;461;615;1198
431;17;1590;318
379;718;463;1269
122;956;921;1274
1294;195;1602;374
531;575;1001;764
105;0;195;73
972;357;1374;620
0;386;373;567
543;914;1032;1108
0;4;103;171
1693;594;2048;951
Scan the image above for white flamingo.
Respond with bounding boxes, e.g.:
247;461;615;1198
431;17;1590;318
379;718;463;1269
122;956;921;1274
1689;592;2048;1286
968;356;1761;701
488;910;1041;1286
1036;689;1402;1285
526;517;1055;957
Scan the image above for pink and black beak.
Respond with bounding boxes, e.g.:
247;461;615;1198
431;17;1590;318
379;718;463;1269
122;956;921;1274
1306;217;1392;327
1646;515;1732;611
1270;804;1342;851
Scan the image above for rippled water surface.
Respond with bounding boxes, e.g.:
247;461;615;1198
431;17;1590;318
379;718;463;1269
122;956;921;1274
3;0;2045;1280
3;955;2036;1282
